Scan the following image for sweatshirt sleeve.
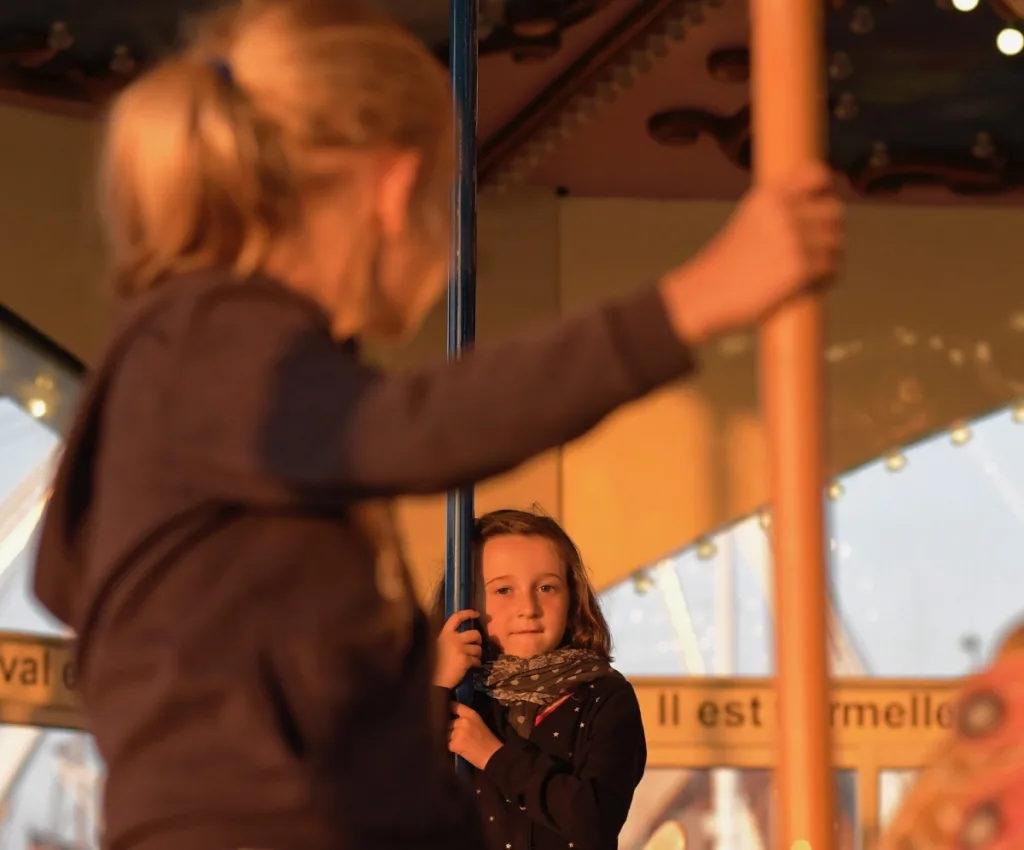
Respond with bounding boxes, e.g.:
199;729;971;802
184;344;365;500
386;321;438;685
481;681;647;849
432;685;453;738
166;282;694;504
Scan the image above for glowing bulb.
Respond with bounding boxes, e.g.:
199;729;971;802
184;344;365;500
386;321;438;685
632;571;654;595
758;509;772;531
1012;402;1024;423
885;452;907;472
952;0;979;9
110;44;136;75
951;423;972;446
48;21;73;51
997;28;1024;56
696;538;717;560
827;482;844;501
27;398;48;419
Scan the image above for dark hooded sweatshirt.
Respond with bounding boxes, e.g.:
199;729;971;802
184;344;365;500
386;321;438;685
31;270;694;850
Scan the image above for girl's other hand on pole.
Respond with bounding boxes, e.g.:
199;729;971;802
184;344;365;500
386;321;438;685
433;609;483;689
448;701;502;770
658;162;844;346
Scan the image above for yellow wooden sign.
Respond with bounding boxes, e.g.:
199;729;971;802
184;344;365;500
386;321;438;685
0;636;967;774
632;676;961;771
0;631;83;731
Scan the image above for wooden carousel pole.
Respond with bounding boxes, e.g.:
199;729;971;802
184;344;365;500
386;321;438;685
751;0;835;845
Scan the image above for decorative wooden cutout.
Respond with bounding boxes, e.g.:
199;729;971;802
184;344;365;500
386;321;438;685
0;0;618;114
646;105;751;170
847;148;1009;196
0;31;55;68
481;0;614;65
706;46;749;83
647;99;1020;197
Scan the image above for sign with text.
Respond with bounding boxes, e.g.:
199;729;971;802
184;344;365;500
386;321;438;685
0;631;84;730
633;676;961;770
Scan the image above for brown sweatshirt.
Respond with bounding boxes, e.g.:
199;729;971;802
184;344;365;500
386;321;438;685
32;270;694;850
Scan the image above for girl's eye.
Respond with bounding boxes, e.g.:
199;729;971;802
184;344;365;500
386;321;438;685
494;587;511;596
540;584;557;593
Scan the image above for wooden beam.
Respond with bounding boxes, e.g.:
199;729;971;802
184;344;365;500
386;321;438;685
0;86;99;119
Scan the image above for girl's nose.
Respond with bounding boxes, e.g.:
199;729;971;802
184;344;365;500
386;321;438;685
519;594;543;617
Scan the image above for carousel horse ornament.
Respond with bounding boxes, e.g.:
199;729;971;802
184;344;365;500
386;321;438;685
879;626;1024;850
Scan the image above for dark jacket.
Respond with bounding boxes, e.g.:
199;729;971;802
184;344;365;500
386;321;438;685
443;672;646;850
31;270;691;850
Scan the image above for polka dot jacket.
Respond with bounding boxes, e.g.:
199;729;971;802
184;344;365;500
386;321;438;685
441;670;647;850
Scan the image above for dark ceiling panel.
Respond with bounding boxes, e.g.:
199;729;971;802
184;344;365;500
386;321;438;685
827;0;1024;195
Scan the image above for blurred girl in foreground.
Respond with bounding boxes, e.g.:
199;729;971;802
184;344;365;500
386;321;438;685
32;0;843;848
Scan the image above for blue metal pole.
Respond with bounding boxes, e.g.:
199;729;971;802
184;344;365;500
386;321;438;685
444;0;478;776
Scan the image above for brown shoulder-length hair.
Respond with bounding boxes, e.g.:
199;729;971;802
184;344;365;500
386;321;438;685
431;507;612;661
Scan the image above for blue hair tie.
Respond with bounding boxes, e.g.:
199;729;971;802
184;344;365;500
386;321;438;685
208;56;234;86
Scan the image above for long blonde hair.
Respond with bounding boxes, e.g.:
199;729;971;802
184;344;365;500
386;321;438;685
99;0;453;297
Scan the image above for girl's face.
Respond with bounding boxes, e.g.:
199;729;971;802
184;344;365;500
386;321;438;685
477;534;571;659
298;146;450;341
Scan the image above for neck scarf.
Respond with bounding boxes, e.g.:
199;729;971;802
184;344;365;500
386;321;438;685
474;647;612;739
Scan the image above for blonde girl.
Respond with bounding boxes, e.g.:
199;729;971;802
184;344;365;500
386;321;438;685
32;1;842;848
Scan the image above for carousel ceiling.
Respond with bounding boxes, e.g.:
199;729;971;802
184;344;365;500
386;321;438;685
0;0;1022;201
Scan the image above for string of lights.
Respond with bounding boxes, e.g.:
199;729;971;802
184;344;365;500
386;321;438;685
628;398;1024;594
950;0;1024;55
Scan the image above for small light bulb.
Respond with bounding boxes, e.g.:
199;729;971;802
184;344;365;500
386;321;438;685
850;6;874;34
997;28;1024;56
952;0;979;10
696;538;717;560
27;398;48;419
886;452;907;472
827;482;844;501
951;424;972;446
632;571;654;595
110;45;136;75
1012;402;1024;423
48;21;74;51
869;141;890;169
758;509;772;531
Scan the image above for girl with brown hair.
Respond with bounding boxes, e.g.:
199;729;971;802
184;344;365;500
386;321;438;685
30;0;842;848
434;508;643;850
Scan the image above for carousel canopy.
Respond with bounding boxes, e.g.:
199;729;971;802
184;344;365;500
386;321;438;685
0;0;1022;201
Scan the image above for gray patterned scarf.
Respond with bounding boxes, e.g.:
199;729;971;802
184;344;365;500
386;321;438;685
474;647;611;739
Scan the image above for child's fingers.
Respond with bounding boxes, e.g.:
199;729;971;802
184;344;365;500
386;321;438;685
463;644;482;659
443;610;479;633
457;629;482;645
450;701;478;718
779;161;836;199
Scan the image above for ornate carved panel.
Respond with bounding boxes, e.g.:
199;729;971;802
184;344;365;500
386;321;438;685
646;1;1024;198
